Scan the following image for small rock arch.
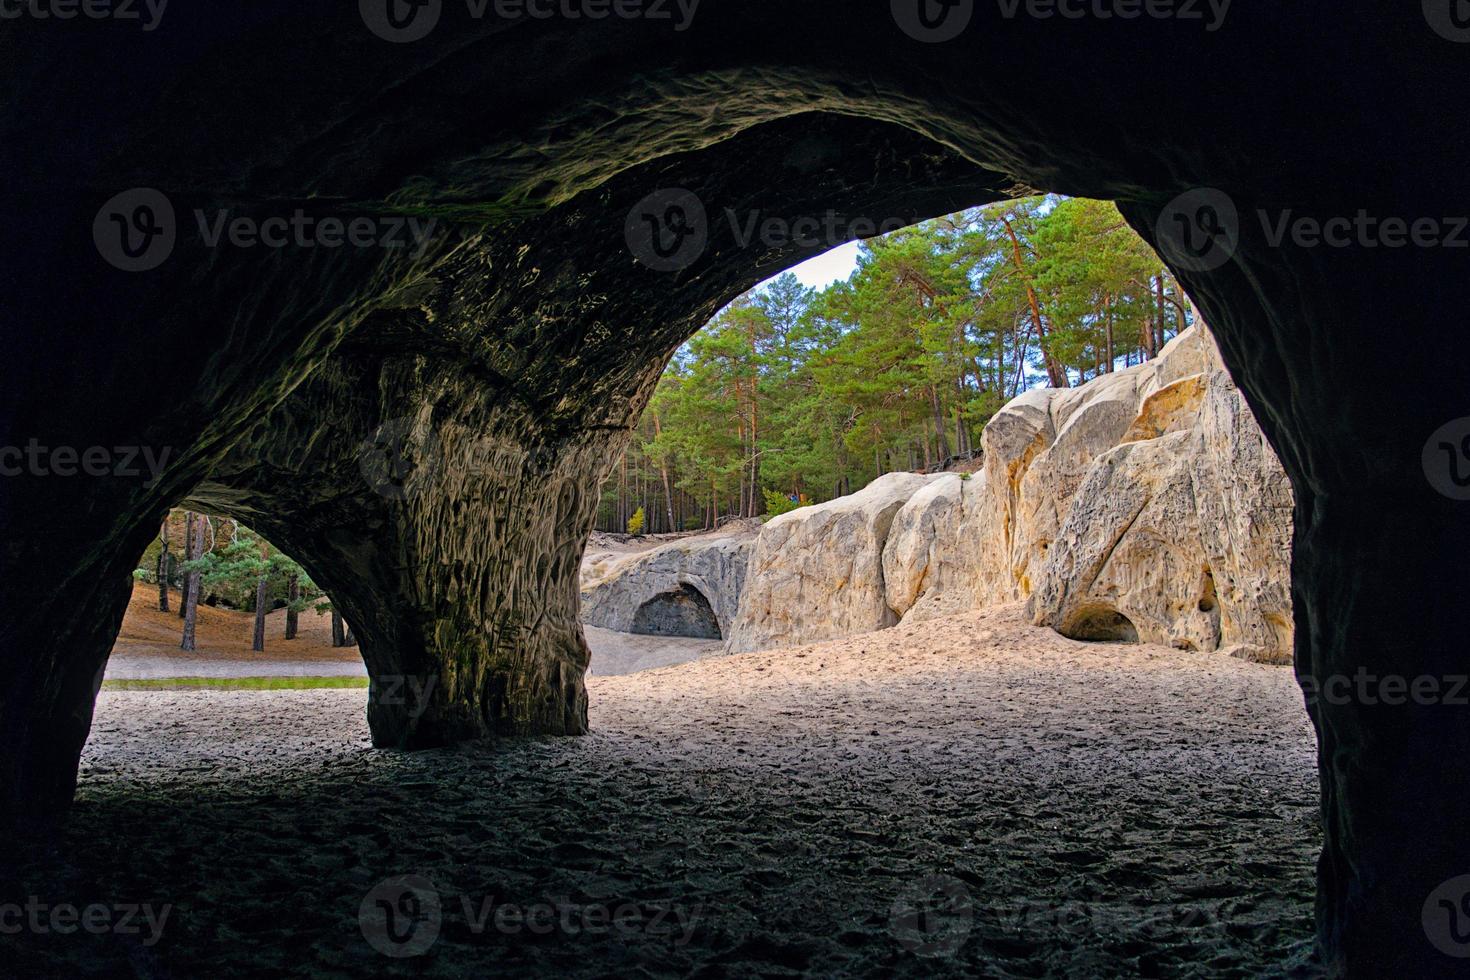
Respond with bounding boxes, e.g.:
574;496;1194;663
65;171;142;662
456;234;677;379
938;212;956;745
1062;605;1140;644
631;583;723;640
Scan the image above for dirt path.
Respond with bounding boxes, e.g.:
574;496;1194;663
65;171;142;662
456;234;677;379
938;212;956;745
20;605;1320;977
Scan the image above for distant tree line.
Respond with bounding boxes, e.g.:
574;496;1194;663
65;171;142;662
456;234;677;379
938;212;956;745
596;196;1192;533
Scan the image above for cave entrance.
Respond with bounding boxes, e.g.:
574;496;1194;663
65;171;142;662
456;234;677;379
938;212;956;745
631;583;723;640
1062;606;1141;644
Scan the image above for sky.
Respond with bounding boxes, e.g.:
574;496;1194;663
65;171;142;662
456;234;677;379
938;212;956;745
760;240;862;291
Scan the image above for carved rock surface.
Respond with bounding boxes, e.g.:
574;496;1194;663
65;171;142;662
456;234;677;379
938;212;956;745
1012;328;1214;598
580;528;756;640
1024;328;1294;663
957;328;1213;612
1188;366;1296;664
724;472;944;653
882;473;985;624
1027;431;1222;651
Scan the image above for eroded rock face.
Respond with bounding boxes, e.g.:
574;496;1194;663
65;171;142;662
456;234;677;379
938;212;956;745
1028;431;1221;651
1014;370;1148;597
1024;327;1294;663
192;350;609;746
714;325;1292;664
913;328;1218;619
724;472;944;653
871;325;1282;661
580;528;755;639
970;387;1058;608
1189;365;1296;664
881;472;992;624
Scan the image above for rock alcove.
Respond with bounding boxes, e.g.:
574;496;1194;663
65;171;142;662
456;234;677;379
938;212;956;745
631;584;723;640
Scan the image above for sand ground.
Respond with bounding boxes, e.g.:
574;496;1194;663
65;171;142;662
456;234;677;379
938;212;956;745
12;605;1320;978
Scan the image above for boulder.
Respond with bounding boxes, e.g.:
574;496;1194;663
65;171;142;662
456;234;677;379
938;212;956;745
1024;327;1294;663
876;473;993;620
724;472;945;653
1187;366;1295;664
1013;366;1150;596
969;387;1058;607
1027;431;1222;651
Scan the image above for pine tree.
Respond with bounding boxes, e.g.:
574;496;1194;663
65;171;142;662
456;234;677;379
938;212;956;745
156;517;170;612
594;196;1187;526
179;512;202;651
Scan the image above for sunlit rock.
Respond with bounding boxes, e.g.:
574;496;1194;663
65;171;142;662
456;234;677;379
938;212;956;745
724;472;944;653
580;528;756;640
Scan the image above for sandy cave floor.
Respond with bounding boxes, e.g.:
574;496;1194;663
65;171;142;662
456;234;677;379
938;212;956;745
10;605;1320;978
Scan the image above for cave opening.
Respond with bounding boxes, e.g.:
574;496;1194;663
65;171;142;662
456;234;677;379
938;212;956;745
630;583;722;640
1062;605;1141;643
41;172;1316;980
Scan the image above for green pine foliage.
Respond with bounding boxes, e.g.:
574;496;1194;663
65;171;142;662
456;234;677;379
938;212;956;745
761;488;807;518
608;197;1182;533
135;515;323;614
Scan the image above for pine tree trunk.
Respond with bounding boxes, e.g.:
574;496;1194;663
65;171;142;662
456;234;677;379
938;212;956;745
1152;275;1165;358
331;609;346;647
285;574;299;640
178;511;193;619
157;517;170;612
343;623;356;647
179;513;200;651
735;391;747;518
930;385;952;461
1157;276;1172;352
252;575;267;652
749;369;760;517
1001;215;1068;388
